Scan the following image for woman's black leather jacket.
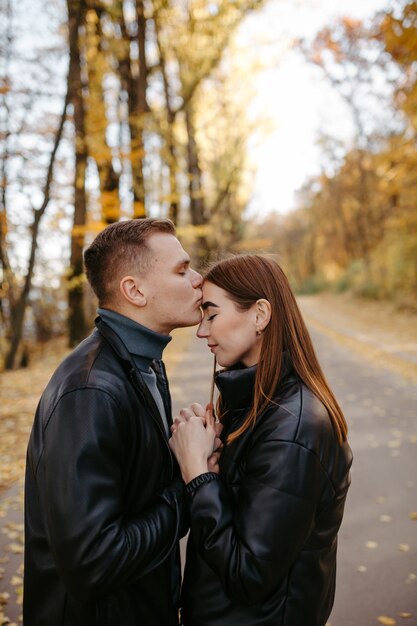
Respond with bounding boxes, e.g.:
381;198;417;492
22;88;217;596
181;357;353;626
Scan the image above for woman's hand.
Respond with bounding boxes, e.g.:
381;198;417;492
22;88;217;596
169;403;218;484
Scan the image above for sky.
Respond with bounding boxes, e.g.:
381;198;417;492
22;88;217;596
239;0;391;218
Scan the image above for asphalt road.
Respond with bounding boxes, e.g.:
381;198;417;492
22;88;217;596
309;327;417;626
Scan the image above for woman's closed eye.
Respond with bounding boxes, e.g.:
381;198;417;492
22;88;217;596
207;314;217;321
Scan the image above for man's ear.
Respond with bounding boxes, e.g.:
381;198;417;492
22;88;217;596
255;298;271;332
119;276;147;307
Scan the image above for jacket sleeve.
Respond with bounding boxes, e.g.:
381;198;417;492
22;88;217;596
35;387;185;603
187;438;326;605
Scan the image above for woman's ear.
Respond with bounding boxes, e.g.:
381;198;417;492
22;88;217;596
255;299;271;333
119;276;147;307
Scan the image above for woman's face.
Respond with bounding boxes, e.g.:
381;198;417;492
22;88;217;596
197;281;261;367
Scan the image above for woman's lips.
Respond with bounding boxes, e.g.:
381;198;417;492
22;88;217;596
208;344;218;353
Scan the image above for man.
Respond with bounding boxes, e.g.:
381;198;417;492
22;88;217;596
24;218;203;626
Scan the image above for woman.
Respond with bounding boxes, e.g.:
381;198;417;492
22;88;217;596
169;255;353;626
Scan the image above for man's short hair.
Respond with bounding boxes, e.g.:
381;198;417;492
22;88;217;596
84;218;176;306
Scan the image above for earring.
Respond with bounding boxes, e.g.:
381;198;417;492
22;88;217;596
256;328;263;336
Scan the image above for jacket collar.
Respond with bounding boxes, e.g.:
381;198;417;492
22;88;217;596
97;308;171;369
215;351;295;410
95;316;136;368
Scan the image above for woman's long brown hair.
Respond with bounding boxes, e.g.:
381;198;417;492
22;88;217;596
205;255;348;445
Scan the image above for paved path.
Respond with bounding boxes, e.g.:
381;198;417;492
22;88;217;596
306;326;417;626
1;305;417;625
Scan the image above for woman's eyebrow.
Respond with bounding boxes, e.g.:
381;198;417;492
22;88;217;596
201;301;219;310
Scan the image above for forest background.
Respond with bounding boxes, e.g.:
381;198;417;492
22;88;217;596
1;0;416;371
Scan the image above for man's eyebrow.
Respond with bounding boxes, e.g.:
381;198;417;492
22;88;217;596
201;301;219;310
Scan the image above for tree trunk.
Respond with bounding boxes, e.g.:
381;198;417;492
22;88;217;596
131;0;148;218
115;0;148;218
67;0;88;347
0;0;15;359
153;9;179;223
0;128;14;332
85;1;120;224
185;106;205;225
185;105;209;265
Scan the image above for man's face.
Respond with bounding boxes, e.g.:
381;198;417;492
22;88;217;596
139;233;203;334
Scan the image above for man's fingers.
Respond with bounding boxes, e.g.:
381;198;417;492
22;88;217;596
172;415;186;427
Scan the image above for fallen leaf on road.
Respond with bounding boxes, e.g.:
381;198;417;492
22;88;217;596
390;429;403;438
6;542;24;554
376;497;386;504
15;583;23;606
0;612;11;625
380;515;392;523
399;613;412;619
410;512;417;520
388;440;401;448
0;591;10;603
3;529;19;540
6;522;23;532
377;617;396;625
365;541;378;549
398;544;410;552
357;565;367;572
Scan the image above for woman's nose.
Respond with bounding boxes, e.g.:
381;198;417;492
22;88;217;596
197;319;208;338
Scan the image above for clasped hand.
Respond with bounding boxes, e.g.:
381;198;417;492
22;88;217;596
169;403;223;484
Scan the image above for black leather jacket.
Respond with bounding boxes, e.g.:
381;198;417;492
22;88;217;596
181;358;353;626
24;318;186;626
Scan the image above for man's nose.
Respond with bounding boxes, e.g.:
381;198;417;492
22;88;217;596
190;268;203;287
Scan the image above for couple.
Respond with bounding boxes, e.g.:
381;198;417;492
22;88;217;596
24;218;352;626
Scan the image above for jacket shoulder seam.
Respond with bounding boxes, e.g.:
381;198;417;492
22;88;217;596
257;438;338;495
46;385;122;426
